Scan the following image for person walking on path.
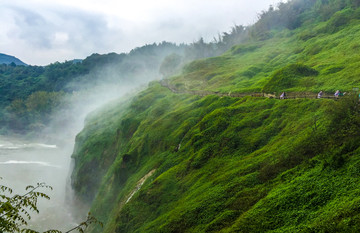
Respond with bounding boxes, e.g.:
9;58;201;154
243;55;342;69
317;91;323;99
280;92;286;99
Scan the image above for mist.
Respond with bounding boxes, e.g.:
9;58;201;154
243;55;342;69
0;42;184;230
0;3;271;229
0;43;180;231
1;0;283;65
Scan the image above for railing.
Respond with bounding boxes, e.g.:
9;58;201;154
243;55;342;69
159;80;340;100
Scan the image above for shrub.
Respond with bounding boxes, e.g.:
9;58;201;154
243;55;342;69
306;44;323;55
240;66;262;78
231;44;261;55
298;30;317;41
322;65;345;75
323;9;354;33
262;64;318;93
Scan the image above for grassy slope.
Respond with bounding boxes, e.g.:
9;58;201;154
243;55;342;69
71;6;360;233
169;8;360;95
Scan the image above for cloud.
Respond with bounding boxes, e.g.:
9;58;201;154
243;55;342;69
52;9;119;50
1;3;126;64
0;0;283;65
7;6;53;49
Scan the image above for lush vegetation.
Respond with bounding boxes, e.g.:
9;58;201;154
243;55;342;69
0;30;257;135
168;0;360;94
0;182;53;232
0;180;102;232
73;83;360;232
2;0;360;232
0;42;185;135
69;0;360;232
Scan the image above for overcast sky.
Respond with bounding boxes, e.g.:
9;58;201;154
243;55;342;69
0;0;284;65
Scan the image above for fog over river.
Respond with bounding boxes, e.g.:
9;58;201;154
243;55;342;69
0;136;86;231
0;46;170;230
0;76;152;231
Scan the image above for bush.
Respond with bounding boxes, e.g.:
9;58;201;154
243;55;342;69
322;65;345;75
262;64;318;93
240;66;262;78
298;30;317;41
231;44;261;55
323;9;354;33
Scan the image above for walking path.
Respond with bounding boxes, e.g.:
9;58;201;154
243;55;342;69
159;79;338;100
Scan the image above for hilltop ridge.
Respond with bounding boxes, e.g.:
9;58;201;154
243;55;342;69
0;53;27;66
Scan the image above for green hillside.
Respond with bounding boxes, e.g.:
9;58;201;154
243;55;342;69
0;34;249;135
71;0;360;232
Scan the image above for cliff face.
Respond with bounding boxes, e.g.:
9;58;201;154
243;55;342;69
71;3;360;232
71;80;360;232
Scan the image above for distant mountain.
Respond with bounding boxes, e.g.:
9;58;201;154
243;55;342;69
70;59;83;64
0;53;27;66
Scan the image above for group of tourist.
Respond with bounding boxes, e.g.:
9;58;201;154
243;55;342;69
279;90;345;99
317;90;344;99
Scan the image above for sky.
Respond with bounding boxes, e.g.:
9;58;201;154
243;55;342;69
0;0;284;65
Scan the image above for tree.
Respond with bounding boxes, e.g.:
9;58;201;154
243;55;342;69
0;180;102;233
0;181;54;232
159;53;182;77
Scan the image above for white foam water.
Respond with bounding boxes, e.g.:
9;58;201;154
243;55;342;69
0;160;61;168
0;137;81;232
0;143;57;150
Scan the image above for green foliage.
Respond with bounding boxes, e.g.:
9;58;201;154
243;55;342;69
231;44;261;55
322;8;355;33
239;65;262;78
4;91;65;133
298;29;317;41
159;53;183;77
325;94;360;158
165;3;360;94
68;1;360;232
322;65;345;74
0;180;102;233
72;81;360;233
250;0;359;38
262;64;318;93
0;181;53;232
4;0;360;137
0;42;187;134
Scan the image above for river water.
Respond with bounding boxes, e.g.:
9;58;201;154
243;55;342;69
0;136;86;232
0;81;148;231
